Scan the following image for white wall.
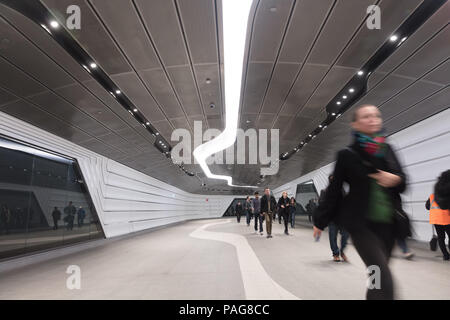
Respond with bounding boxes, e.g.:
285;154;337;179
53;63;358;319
0;111;234;238
274;108;450;242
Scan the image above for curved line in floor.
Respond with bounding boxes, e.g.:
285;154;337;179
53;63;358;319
189;219;300;300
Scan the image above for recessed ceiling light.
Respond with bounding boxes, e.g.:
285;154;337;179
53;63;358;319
331;113;336;116
90;63;97;69
308;134;312;137
349;88;355;93
342;95;347;99
146;122;150;125
41;24;51;34
319;125;323;128
336;101;341;105
115;90;121;94
133;108;138;112
246;120;251;124
357;70;364;76
155;132;160;136
49;20;59;29
390;35;398;42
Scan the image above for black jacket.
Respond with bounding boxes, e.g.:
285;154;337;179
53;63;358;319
278;196;290;216
235;204;243;214
260;194;277;214
313;140;407;232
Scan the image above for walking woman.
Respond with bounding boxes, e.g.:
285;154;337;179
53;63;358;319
278;192;290;235
313;104;408;300
426;191;450;260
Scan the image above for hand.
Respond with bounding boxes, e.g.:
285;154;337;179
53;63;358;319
368;170;401;188
313;226;322;238
281;205;285;208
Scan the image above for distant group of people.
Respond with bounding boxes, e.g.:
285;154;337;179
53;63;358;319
235;189;298;238
52;201;86;231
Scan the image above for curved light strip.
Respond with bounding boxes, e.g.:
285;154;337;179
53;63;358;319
193;0;256;188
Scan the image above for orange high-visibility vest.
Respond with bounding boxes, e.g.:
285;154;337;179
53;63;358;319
429;194;450;225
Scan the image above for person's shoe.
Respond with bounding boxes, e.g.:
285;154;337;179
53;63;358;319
284;231;289;235
260;232;264;235
333;255;341;262
266;235;270;239
403;252;414;260
443;254;450;261
340;252;349;262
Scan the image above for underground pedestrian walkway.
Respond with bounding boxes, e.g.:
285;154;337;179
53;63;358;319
0;218;449;300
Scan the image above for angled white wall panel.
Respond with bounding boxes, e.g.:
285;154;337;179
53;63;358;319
0;111;234;238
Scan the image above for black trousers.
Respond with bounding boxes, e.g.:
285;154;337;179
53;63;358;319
434;224;450;258
349;222;395;300
282;213;289;233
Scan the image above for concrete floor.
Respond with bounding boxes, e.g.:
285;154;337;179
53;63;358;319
0;218;449;300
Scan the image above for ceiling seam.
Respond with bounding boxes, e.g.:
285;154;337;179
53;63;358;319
213;0;224;129
86;0;178;134
172;0;210;131
238;0;261;127
130;0;195;134
0;81;131;157
0;53;148;155
254;0;297;127
0;12;157;149
265;0;339;129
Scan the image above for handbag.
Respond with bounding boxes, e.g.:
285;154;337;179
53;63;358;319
430;226;438;251
394;209;412;239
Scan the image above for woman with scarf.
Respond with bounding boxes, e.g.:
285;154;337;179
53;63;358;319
313;104;407;300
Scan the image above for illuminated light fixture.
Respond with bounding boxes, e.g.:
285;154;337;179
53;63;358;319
115;90;121;94
331;113;336;116
337;113;342;118
142;123;146;128
342;95;347;99
40;24;51;34
319;125;323;128
390;34;398;42
308;134;312;137
49;20;59;29
128;110;133;115
90;63;97;69
349;88;355;93
133;108;138;112
357;70;364;76
146;122;150;125
192;0;255;188
109;92;115;97
400;36;407;43
82;64;91;73
336;101;341;105
323;125;327;129
155;132;159;136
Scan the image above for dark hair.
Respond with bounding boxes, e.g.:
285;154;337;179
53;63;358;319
435;170;450;210
352;104;377;122
328;174;334;183
254;191;259;195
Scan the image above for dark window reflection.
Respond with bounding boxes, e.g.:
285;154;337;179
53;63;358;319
0;136;104;260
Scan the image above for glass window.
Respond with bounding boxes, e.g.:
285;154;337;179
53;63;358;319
0;136;104;260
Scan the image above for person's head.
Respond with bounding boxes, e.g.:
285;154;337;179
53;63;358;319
54;207;58;210
246;196;250;201
69;201;72;205
254;191;259;198
435;169;450;210
264;188;270;196
328;174;334;183
351;104;383;136
237;201;241;205
282;191;287;198
290;197;295;204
